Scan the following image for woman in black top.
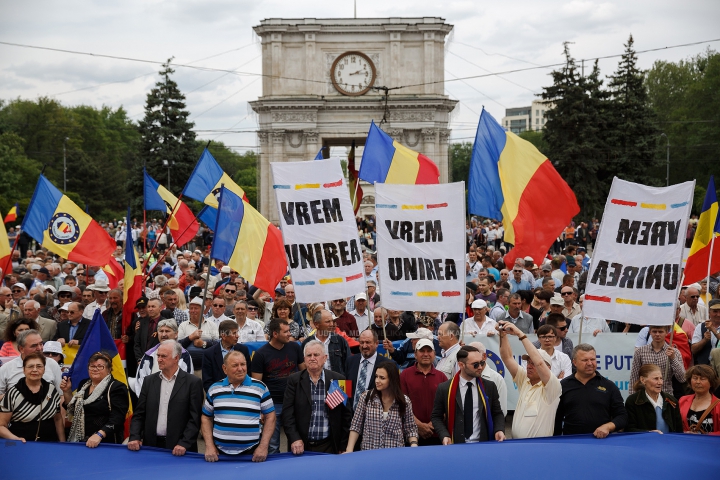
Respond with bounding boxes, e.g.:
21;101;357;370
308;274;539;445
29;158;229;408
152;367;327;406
61;352;129;446
0;352;65;442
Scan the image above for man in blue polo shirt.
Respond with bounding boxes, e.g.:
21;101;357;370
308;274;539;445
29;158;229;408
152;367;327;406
201;350;276;462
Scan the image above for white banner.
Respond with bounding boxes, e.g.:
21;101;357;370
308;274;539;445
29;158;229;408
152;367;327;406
583;178;694;325
466;333;637;409
375;182;465;312
271;158;365;302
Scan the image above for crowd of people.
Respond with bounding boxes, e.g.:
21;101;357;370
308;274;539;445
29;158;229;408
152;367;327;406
0;213;719;464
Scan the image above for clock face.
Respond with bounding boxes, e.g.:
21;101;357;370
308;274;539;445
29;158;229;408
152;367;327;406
331;51;376;96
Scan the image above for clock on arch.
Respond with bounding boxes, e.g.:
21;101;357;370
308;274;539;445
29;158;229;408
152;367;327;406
330;51;377;96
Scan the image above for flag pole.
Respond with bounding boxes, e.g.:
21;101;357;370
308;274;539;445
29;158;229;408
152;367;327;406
578;316;584;345
2;234;20;286
142;208;201;283
141;193;186;273
707;235;715;302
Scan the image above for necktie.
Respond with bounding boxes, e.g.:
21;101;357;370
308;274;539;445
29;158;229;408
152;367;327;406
464;382;474;440
355;359;369;406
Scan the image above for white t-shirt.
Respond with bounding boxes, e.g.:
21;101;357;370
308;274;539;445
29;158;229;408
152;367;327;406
0;356;62;395
460;317;498;338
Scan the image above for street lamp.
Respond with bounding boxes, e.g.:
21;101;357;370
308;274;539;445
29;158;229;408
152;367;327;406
659;133;670;186
162;159;175;189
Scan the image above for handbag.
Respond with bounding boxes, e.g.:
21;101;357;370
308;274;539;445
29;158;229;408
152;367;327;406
689;398;720;434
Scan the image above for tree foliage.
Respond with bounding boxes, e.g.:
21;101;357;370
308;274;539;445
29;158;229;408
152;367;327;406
450;142;472;183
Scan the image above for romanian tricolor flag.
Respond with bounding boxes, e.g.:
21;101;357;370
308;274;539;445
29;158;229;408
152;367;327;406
212;186;287;298
683;176;720;285
22;175;116;265
0;223;11;276
102;257;124;289
4;203;18;223
348;141;363;215
359;121;440;185
68;309;132;416
122;208;143;335
182;148;249;207
143;170;199;247
468;108;579;265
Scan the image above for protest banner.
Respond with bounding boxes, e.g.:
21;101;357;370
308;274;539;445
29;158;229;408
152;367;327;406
583;178;694;325
271;158;365;302
465;333;637;409
375;182;465;312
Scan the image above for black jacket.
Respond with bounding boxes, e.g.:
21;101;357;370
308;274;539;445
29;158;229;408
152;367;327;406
129;369;204;451
345;353;392;409
431;376;505;443
54;318;90;344
301;334;350;376
133;316;164;362
201;343;251;392
282;369;352;453
625;390;683;433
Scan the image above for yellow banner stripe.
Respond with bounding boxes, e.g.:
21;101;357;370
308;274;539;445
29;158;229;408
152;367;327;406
640;203;666;210
402;205;424;210
417;291;439;297
319;277;343;284
296;184;321;190
616;298;643;306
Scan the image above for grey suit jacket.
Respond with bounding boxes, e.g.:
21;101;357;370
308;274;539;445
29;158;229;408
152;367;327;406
431;376;505;443
36;316;57;342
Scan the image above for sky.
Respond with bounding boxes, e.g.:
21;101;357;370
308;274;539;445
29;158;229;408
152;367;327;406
1;0;718;157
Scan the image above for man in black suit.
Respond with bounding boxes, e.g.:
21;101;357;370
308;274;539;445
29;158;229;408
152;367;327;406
283;340;352;454
53;302;89;346
345;329;392;410
133;298;168;363
202;320;251;391
432;345;505;444
128;340;204;455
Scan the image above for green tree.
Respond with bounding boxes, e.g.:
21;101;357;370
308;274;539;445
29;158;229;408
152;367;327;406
450;142;472;183
0;132;42;217
605;35;661;186
130;59;197;213
542;44;607;217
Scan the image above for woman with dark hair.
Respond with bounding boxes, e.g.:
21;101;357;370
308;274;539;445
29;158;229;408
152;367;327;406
679;365;720;434
0;317;40;357
264;298;302;341
625;364;683;433
517;290;542;331
0;352;65;442
534;290;553;327
345;362;418;451
60;352;129;445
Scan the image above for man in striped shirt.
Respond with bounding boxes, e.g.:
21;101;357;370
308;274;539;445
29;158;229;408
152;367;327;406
201;350;276;462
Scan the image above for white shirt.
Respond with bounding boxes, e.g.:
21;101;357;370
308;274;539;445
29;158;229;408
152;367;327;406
460;317;498;338
82;300;107;320
569;315;611;334
0;356;62;395
208;313;230;327
481;367;507;416
680;303;708;326
156;368;179;436
177;318;219;341
549;349;572;378
437;343;461;377
459;376;481;442
511;366;562;439
236;318;265;343
350;309;370;333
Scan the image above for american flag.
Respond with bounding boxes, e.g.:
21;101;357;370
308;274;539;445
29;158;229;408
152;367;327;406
325;379;348;409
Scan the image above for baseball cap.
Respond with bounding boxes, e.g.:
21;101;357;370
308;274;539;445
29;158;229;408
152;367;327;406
355;292;367;301
709;299;720;310
522;349;552;366
541;264;552;272
471;299;488;309
550;295;564;306
523;256;534;262
415;338;435;351
190;296;204;306
221;266;232;274
407;328;434;340
59;303;70;312
31;264;41;271
135;297;148;308
12;283;27;291
162;266;174;275
38;267;50;275
465;282;478;292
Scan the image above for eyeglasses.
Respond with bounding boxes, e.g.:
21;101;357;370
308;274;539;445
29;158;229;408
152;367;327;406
688;295;699;299
88;364;106;371
557;325;568;331
247;307;258;311
58;293;72;298
44;352;62;357
538;335;557;340
225;289;236;294
469;360;486;368
561;292;573;296
513;270;522;273
12;289;23;293
212;303;224;307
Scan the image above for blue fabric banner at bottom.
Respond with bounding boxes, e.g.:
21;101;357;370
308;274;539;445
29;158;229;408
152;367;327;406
1;433;718;480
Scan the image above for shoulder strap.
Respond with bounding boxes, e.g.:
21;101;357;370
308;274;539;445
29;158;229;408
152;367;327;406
695;398;720;432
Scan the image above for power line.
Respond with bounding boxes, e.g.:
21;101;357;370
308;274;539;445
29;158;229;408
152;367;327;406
447;50;538;93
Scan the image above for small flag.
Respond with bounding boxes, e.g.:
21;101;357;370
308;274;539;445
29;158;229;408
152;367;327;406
325;379;348;409
683;176;720;285
314;146;325;160
4;203;18;223
337;379;352;400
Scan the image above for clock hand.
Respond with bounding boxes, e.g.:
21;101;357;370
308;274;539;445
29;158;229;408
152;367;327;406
348;70;362;75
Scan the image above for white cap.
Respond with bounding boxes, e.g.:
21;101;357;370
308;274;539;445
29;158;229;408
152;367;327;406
471;299;487;309
31;264;41;271
190;296;204;306
355;292;367;301
221;266;232;274
415;338;435;351
550;295;564;306
12;283;27;291
59;303;70;312
522;349;552;366
523;256;534;262
406;328;434;340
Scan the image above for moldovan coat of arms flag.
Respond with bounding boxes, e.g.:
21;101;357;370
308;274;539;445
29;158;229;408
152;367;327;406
21;175;116;265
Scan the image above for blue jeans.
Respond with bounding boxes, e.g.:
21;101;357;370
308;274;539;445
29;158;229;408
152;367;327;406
268;403;282;454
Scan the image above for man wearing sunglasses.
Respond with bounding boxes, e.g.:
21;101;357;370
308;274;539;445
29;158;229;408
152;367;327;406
560;287;581;320
432;345;505;444
680;286;707;326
